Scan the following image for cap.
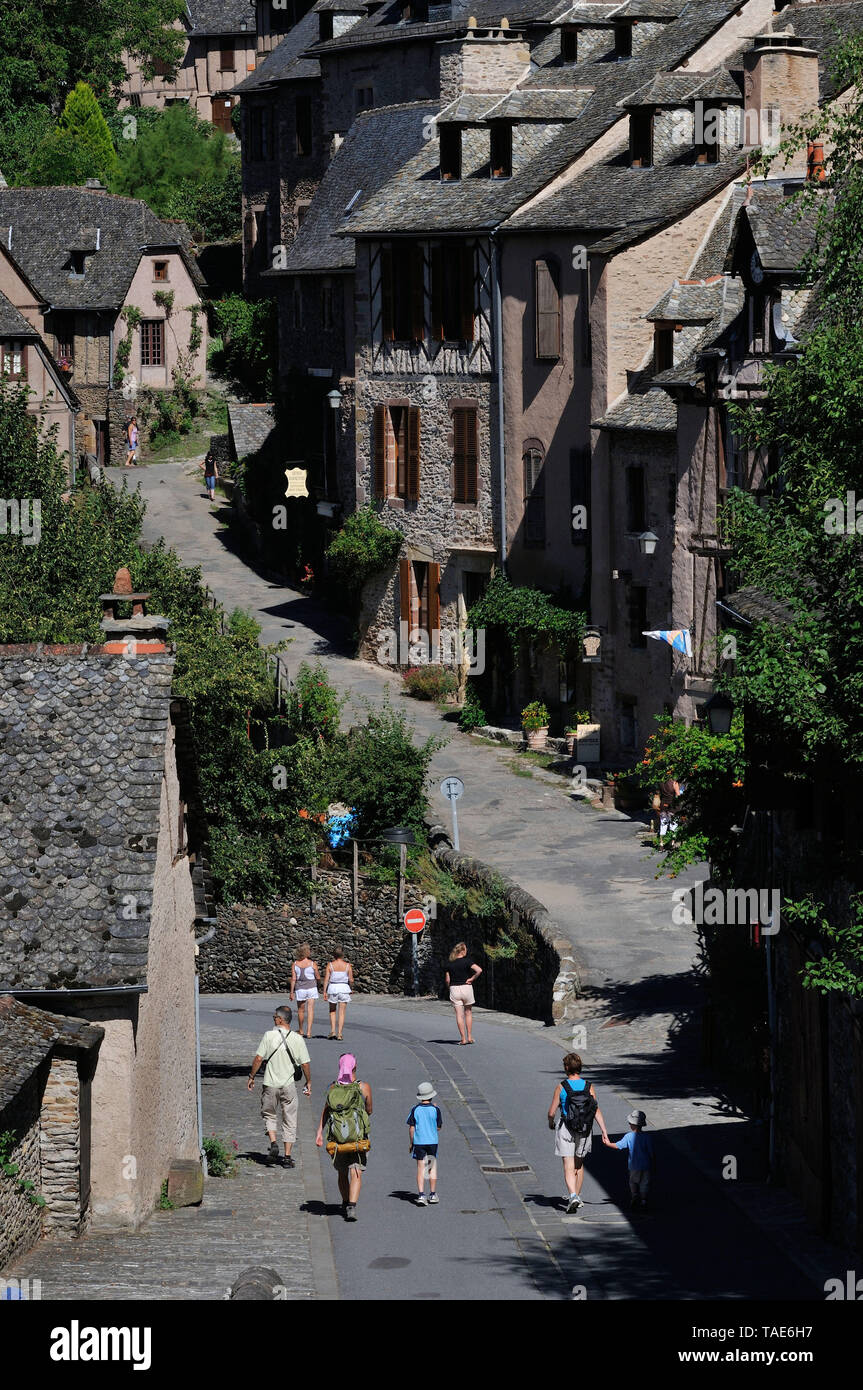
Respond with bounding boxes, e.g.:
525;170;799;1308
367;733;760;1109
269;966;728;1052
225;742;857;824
416;1081;437;1101
627;1110;647;1127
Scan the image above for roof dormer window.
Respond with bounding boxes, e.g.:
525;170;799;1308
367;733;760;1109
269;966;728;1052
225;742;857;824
439;123;461;181
402;0;428;19
694;104;721;164
319;12;333;41
68;251;87;278
561;25;578;63
654;322;675;372
490;121;512;179
614;22;632;60
630;109;653;168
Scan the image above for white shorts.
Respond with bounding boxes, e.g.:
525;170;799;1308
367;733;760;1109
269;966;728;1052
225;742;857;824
554;1120;592;1160
327;987;351;1003
295;988;318;1001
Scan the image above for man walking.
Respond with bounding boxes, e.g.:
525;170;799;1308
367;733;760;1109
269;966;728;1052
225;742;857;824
248;1005;311;1168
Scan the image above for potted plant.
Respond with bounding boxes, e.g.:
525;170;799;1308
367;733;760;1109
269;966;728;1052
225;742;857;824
565;710;590;756
521;700;549;750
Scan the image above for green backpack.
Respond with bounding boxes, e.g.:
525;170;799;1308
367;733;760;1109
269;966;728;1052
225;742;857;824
326;1082;370;1147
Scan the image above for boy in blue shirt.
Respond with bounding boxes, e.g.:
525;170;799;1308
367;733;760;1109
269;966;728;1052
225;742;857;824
407;1081;443;1206
604;1109;656;1210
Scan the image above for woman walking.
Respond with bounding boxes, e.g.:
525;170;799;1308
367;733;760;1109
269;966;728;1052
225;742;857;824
445;942;482;1045
124;417;139;468
322;948;354;1040
290;944;322;1039
547;1052;610;1213
202;449;219;501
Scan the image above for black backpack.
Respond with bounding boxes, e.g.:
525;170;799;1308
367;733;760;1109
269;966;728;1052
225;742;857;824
560;1079;597;1140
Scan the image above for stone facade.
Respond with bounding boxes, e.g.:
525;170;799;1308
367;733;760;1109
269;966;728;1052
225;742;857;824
0;1075;43;1273
39;1057;87;1239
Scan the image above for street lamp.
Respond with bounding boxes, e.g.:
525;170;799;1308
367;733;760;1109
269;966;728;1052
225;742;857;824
638;530;659;556
704;692;734;735
326;389;343;410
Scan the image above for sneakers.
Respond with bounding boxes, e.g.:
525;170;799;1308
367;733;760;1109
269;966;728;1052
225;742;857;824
428;1193;439;1204
565;1193;583;1213
279;1155;295;1169
417;1193;429;1206
345;1204;358;1221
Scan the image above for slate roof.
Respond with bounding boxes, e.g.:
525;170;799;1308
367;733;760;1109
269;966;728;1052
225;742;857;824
596;380;678;432
718;586;796;627
0;188;202;311
186;0;255;35
620;68;741;107
782;1;863;99
231;7;322;90
281;101;439;271
725;186;823;276
651;273;745;384
0;650;176;992
483;88;594;119
0;291;38;340
228;402;278;458
0;996;103;1115
647;272;727;321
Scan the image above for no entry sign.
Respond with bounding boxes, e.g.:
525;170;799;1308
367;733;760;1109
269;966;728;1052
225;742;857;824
404;908;426;934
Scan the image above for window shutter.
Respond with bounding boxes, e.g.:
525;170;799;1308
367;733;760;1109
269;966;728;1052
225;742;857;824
535;259;560;359
373;404;386;496
465;410;478;502
428;562;441;636
399;557;411;626
411;245;425;342
453;408;466;501
407;406;421;501
381;245;394;341
431;245;443;342
460;244;475;342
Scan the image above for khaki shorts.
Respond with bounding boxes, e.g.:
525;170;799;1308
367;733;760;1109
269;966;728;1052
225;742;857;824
261;1083;298;1143
333;1148;368;1176
449;984;475;1008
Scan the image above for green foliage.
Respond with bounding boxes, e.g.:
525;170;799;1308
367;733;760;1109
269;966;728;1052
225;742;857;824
458;683;487;731
207;293;276;397
401;665;458;701
324;507;403;609
158;1180;174;1210
26;81;119;186
783;895;863;998
0;105;54;186
160;161;242;243
334;701;443;842
110;105;237;231
203;1133;239;1177
114;306;142;388
0;1130;46;1207
467;573;583;687
285;661;346;742
629;715;745;881
520;701;549;731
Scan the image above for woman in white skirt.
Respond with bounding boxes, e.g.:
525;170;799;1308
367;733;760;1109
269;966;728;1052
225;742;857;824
547;1052;610;1214
290;944;322;1038
322;948;354;1040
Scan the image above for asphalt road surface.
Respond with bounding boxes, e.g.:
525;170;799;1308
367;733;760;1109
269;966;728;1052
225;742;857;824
202;996;820;1302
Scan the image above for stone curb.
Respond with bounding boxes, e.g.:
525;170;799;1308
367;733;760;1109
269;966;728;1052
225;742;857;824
425;820;586;1028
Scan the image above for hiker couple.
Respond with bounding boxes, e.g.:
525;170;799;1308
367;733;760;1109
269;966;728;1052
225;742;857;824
548;1052;655;1213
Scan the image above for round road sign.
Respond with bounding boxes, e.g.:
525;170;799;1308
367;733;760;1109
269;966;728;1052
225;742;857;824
404;908;426;934
440;776;464;802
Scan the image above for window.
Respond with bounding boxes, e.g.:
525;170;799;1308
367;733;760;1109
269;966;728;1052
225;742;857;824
619;698;638;750
630;109;653;167
253;209;269;269
153;261;169;282
1;341;27;378
695;105;721;164
570;447;590;547
140;320;165;367
535;258;561;360
561;26;578;62
452;407;478;503
319;12;333;41
130;93;142;109
614;22;632;58
68;251;86;278
462;570;488;608
402;0;429;19
439;124;461;181
374;404;420;501
654;323;674;372
297;202;310;228
321;283;335;330
248;105;272;161
381;243;424;342
523;445;546;547
295;95;312;156
430;243;474;342
53;315;75;363
355;86;374;112
152;56;172;78
668;470;677;515
625;467;645;532
627;584;647;647
220;45;236;72
490;121;512;178
749;292;774;354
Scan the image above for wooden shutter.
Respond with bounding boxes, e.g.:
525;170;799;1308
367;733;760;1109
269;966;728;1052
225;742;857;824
373;404;386;496
460;243;475;342
431;245;443;342
395;407;407;497
535;259;560;359
407;406;421;501
410;245;425;342
399;557;411;626
453;407;477;502
381;245;394;341
428;562;441;636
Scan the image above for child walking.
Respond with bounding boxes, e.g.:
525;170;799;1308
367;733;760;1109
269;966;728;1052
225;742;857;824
603;1109;656;1210
407;1081;443;1207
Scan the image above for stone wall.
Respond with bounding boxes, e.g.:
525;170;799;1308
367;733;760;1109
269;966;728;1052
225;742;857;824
40;1056;84;1238
0;1072;44;1272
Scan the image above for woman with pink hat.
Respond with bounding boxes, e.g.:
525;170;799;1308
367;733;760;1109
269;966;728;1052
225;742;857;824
316;1053;373;1222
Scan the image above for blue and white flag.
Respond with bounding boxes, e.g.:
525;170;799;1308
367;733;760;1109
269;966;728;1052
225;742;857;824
642;629;692;656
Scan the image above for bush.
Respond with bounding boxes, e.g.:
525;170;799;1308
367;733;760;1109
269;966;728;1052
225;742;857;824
458;684;487;731
207;294;276;397
286;661;345;742
521;701;549;731
401;665;458;701
324;508;402;611
203;1133;239;1177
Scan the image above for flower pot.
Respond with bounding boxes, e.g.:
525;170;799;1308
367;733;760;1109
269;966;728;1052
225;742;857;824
564;733;577;755
523;726;548;750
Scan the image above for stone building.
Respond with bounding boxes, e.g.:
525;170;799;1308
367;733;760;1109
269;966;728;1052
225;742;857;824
0;277;79;462
0;591;209;1230
0;996;103;1271
0;185;208;469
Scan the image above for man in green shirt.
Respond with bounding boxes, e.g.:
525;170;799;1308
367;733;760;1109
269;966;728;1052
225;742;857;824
248;1005;312;1168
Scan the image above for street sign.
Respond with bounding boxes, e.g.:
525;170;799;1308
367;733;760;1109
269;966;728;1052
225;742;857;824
404;908;425;934
440;776;464;802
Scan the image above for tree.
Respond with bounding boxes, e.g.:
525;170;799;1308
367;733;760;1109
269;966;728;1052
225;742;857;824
110;104;236;219
26;82;118;186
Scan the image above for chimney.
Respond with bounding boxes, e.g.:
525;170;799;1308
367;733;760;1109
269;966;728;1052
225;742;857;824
742;32;820;178
437;21;530;103
98;566;170;655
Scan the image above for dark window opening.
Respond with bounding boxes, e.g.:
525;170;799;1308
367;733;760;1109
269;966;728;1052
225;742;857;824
253;209;269;270
321;284;335;330
355;86;374;111
627;585;647;647
695;105;721;164
152;56;172;78
248;106;272;161
614;22;632;58
141;320;165;367
68;251;87;277
430;243;474;342
619;698;638;749
625;467;646;532
668;470;677;516
220;45;235;72
297;202;310;228
53;315;75;363
535;257;561;360
381;242;424;342
453;406;478;503
319;12;333;41
462;570;488;609
630;108;653;167
654;324;674;372
561;26;578;62
570;447;590;547
490;121;512;179
153;260;169;281
295;95;313;156
523;445;546;547
749;292;775;354
439;124;461;181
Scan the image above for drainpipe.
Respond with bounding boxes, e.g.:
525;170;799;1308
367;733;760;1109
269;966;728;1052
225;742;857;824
194;923;216;1176
490;230;507;573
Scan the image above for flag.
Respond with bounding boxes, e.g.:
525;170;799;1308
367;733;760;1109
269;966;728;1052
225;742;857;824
642;629;692;656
